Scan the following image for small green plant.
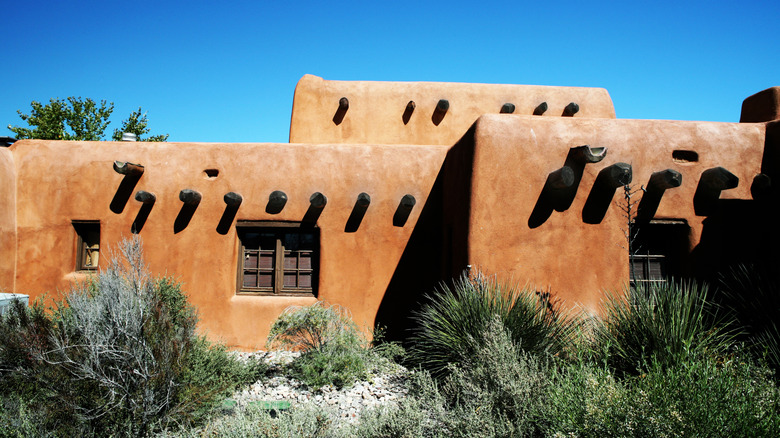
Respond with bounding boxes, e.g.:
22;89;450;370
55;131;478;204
268;301;362;352
408;273;577;377
267;302;402;390
594;280;737;375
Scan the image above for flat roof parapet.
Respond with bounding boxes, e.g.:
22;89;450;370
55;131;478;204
290;74;616;145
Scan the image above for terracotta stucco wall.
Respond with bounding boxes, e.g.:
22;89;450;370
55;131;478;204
0;147;16;291
9;140;447;349
290;75;616;145
458;115;767;314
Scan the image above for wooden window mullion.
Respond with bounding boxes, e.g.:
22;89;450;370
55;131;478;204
274;237;284;293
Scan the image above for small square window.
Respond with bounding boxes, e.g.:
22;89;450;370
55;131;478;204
237;222;318;296
73;221;100;271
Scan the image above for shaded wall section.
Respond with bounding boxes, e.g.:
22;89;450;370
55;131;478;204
464;115;766;314
374;125;479;341
0;147;16;291
290;75;616;145
8;140;447;349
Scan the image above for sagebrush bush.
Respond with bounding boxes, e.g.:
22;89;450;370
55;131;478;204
594;280;736;374
0;237;264;437
161;402;339;438
357;317;549;438
409;273;577;376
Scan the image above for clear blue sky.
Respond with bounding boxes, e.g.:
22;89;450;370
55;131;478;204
2;0;777;143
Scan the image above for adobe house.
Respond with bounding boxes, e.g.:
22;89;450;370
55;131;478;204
1;75;777;348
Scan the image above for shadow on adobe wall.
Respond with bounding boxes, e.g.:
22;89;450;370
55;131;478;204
695;123;779;330
374;126;475;343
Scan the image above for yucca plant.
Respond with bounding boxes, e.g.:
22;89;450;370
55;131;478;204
408;273;578;377
595;280;737;374
718;264;780;375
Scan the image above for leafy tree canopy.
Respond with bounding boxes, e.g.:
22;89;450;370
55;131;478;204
8;97;168;142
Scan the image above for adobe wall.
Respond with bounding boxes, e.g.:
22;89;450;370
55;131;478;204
0;147;16;291
457;115;767;314
8;140;447;349
290;75;616;145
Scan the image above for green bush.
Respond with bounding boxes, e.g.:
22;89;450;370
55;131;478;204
267;302;402;390
267;301;362;352
544;353;780;437
161;402;339;438
408;273;577;377
594;281;736;375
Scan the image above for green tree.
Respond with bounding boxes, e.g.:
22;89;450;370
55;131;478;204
111;108;169;142
8;97;167;142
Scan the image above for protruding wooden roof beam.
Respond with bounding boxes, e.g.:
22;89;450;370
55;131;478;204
134;190;156;204
179;189;202;205
569;145;607;164
113;161;144;177
636;169;683;222
693;167;739;215
224;192;243;207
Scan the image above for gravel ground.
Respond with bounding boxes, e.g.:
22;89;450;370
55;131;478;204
229;350;410;423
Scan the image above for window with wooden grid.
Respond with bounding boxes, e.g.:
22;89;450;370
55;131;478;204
237;222;318;296
73;221;100;271
630;219;689;286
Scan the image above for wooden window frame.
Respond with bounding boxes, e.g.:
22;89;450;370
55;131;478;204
236;221;318;297
73;220;100;272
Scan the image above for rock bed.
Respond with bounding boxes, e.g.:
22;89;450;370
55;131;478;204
230;350;410;423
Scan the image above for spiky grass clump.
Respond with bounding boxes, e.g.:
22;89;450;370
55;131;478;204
408;273;577;377
718;264;780;375
595;281;736;374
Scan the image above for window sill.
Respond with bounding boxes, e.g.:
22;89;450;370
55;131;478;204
237;290;316;298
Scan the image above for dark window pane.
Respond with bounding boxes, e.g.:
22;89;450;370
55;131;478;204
648;259;664;280
258;273;273;288
283;232;315;250
299;252;312;269
284;273;297;288
299;273;312;288
259;252;274;269
284;253;297;269
631;259;647;280
244;252;258;269
243;271;257;288
240;231;277;250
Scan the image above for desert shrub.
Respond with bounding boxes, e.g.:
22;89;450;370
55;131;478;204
267;301;362;352
544;353;780;437
594;280;736;375
354;371;449;438
408;273;577;377
357;317;549;438
161;402;340;438
544;360;675;437
268;302;402;390
176;337;268;425
0;237;265;437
